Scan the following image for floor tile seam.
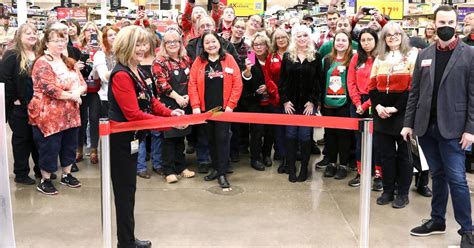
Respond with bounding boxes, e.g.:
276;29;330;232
327;190;359;245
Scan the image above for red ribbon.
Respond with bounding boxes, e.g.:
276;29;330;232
99;112;364;136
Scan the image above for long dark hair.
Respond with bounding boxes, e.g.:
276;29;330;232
356;28;378;69
199;31;226;62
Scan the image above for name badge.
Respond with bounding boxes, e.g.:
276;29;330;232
272;58;280;63
224;67;234;74
174;70;179;76
393;64;405;72
337;66;346;72
421;59;432;67
184;68;190;75
130;139;139;154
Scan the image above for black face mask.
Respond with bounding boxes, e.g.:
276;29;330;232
437;26;455;41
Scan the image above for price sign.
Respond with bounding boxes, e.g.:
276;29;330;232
356;0;404;20
227;0;264;17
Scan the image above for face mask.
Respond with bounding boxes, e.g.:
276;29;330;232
437;26;455;41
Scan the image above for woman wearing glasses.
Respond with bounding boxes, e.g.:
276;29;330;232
153;28;196;183
29;23;87;195
423;22;437;44
368;22;418;208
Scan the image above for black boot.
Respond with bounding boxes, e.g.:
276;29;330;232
277;158;288;174
286;139;297;183
297;140;311;182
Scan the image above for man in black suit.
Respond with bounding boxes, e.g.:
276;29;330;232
401;5;474;248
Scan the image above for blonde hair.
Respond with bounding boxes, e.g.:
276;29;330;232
287;24;316;63
79;22;103;48
270;28;289;52
12;23;38;73
157;29;187;59
113;26;149;67
377;21;411;60
252;32;272;57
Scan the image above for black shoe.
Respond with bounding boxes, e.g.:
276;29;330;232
198;163;210;174
372;177;383;192
416;185;433;197
311;141;321;155
348;174;360;187
218;175;230;188
230;153;240;163
296;165;308;182
251;160;265;171
392;194;409;209
277;159;287;174
410;219;446;236
263;156;272;167
118;239;152;248
315;156;330;169
323;163;336;177
204;170;219;181
60;173;81;188
71;163;79;173
461;232;474;248
334;165;348;180
226;164;234;174
36;179;58;195
376;192;394;205
15;176;36;185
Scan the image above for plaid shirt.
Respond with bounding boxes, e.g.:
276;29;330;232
437;36;459;51
232;38;250;70
317;30;335;49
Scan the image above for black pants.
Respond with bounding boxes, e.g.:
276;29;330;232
78;93;100;149
376;131;413;196
322;105;352;165
161;136;186;176
110;131;137;248
100;100;109;118
249;105;274;161
8;105;40;177
205;121;230;176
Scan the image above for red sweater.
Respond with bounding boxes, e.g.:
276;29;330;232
188;54;242;111
264;53;283;105
111;71;172;122
347;54;374;111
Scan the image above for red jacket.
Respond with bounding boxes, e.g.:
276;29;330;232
264;53;283;105
189;54;242;111
347;53;374;111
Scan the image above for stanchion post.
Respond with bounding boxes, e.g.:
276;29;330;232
0;83;16;247
359;118;373;248
100;118;112;248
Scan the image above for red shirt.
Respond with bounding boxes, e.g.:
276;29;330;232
347;54;374;111
111;71;172;121
264;53;282;105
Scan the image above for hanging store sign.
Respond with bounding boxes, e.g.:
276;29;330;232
227;0;264;17
56;7;88;21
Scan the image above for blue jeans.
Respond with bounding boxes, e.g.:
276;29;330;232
137;131;162;173
285;126;313;142
418;122;472;233
195;125;211;164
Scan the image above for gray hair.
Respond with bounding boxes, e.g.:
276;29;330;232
376;21;411;60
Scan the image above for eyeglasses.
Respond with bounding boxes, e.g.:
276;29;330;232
200;23;214;29
233;25;245;30
337;23;350;28
165;40;181;45
385;32;402;39
250;18;262;25
275;36;287;40
253;43;266;48
49;39;67;44
85;28;96;32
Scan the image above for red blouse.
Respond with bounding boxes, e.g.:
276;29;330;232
28;57;87;137
347;54;374;111
152;56;192;96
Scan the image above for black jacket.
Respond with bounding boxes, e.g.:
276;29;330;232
186;35;240;65
278;52;322;110
0;49;32;121
241;61;265;111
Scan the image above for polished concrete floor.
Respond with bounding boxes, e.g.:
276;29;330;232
5;127;474;248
